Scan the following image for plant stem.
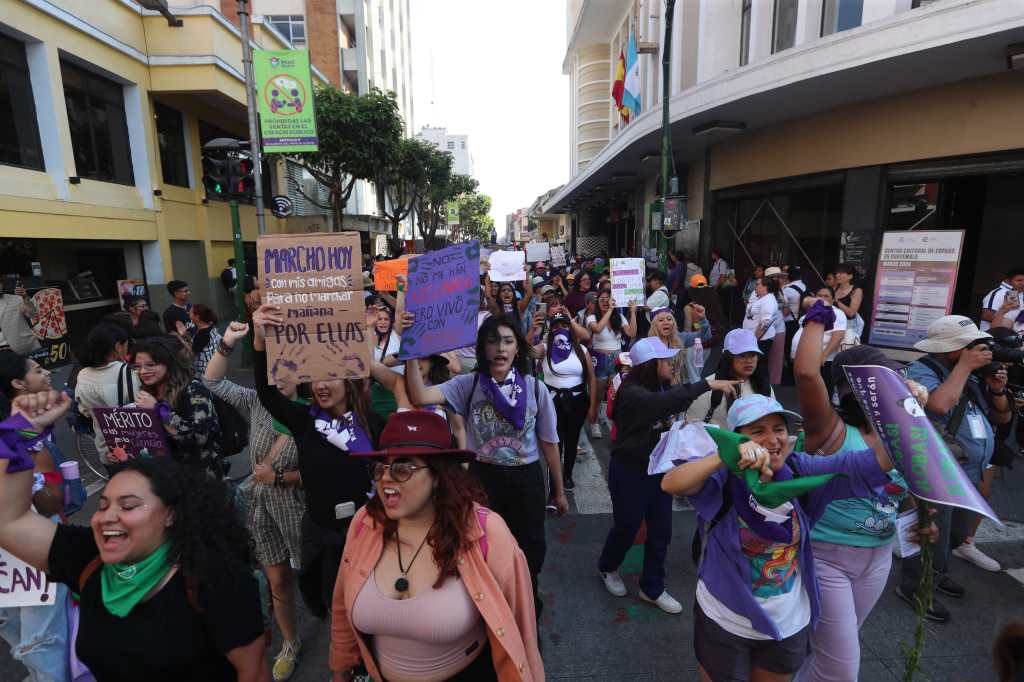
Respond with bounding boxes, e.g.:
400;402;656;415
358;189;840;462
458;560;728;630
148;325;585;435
901;501;934;682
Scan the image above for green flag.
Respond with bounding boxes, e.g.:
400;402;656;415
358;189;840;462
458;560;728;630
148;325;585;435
253;50;318;153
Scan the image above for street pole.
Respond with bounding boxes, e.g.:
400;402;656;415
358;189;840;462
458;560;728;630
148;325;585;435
658;0;676;270
229;201;249;322
237;0;266;236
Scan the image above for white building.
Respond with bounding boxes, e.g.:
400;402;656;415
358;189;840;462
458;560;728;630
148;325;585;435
416;125;474;177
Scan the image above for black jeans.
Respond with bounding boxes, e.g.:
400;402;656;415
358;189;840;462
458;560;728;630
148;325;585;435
470;460;547;615
550;386;589;485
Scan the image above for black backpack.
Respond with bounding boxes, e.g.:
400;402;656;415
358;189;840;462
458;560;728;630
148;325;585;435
212;395;248;457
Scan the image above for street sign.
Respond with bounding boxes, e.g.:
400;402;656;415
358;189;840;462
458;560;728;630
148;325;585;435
270;195;294;218
253;50;319;153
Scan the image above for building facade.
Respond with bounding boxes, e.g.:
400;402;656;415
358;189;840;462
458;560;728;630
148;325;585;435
416;125;475;177
547;0;1024;355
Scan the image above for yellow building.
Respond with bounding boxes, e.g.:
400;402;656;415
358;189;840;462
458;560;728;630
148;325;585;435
0;0;328;344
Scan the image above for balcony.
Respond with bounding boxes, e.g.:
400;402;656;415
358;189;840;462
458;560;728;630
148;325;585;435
341;47;359;77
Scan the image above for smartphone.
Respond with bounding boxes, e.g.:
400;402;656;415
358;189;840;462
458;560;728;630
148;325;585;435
535;300;544;313
1008;291;1020;308
334;501;356;520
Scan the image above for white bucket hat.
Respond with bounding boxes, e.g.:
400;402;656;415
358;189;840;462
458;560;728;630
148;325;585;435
913;315;991;353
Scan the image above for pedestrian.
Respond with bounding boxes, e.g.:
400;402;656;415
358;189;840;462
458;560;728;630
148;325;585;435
329;410;544;682
598;337;739;614
204;321;305;681
648;304;711;385
979;266;1024;332
0;276;40;354
709;249;730;290
743;264;765;307
368;303;405;418
789;287;845;400
123;294;163;339
563;272;593;317
576;291;598;328
764;267;789;385
781;266;807;382
75;321;140;468
645;271;671;312
403;314;568;617
744;275;781;357
832;264;864;342
220;258;237;293
161;280;193;334
686;329;776;429
586;292;638;438
667;250;688;303
189;303;221;377
0;395;267;682
250;303;383;619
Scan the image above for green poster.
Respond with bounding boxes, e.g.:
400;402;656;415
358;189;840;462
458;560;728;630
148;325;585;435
253;49;318;153
446;201;460;223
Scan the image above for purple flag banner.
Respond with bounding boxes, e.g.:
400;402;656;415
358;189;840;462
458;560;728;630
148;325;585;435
843;364;1001;525
399;241;481;360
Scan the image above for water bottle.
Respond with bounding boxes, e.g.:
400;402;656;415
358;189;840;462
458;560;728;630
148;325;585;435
692;337;705;372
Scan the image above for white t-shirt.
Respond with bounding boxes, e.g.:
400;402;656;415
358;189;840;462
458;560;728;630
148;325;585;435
543;346;589;389
373;331;405;375
587;313;628;352
980;282;1024;332
696;572;811;641
782;281;806;320
791;312;847;363
743;294;779;341
770;296;787;337
709;259;729;287
645;286;670;311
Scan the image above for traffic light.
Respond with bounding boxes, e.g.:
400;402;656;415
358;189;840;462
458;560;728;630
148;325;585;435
230;157;255;197
202;153;231;197
201;151;255;199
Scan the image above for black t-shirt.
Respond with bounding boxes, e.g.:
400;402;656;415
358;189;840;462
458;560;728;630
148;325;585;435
47;525;264;682
162;303;192;333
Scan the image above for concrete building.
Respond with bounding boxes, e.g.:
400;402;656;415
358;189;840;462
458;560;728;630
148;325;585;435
547;0;1024;353
416;125;475;177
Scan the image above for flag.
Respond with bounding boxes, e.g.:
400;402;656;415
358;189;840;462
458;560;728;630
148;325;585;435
622;29;642;120
611;48;629;123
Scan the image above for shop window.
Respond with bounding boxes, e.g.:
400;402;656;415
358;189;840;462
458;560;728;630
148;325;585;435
447;141;455;150
739;0;753;66
61;59;134;185
266;15;306;46
772;0;798;53
821;0;863;36
154;101;189;188
0;34;44;171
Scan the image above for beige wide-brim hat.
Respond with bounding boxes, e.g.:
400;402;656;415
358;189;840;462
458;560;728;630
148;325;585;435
913;315;991;353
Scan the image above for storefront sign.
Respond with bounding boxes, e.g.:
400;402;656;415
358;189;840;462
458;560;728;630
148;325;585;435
117;279;147;310
258;232;370;383
399;241;480;359
868;230;964;349
92;406;170;459
29;288;70;369
0;547;56;607
253;50;318;153
488;250;525;282
611;258;646;306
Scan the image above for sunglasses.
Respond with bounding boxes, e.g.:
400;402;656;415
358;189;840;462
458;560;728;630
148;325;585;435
368;461;428;482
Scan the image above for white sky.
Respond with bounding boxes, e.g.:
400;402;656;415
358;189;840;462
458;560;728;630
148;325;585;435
410;0;570;237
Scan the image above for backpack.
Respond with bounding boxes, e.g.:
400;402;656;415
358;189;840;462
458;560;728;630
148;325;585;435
212;394;248;457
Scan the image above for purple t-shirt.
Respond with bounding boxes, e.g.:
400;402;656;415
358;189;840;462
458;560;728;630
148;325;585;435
440;372;559;466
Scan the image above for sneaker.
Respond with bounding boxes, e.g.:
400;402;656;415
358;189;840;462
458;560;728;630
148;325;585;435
272;639;300;681
935;575;965;599
639;589;683;614
564;477;575;491
599;570;627;597
589;422;603;439
894;585;949;623
952;541;1001;572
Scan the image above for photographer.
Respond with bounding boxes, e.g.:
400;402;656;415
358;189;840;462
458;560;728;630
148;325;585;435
896;316;1012;623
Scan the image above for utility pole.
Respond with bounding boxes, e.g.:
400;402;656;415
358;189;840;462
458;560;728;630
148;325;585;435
237;0;266;235
658;0;676;269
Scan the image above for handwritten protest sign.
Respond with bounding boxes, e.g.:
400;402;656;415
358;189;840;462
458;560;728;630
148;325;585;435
258;232;370;383
374;257;411;292
843;364;1001;524
488;250;526;282
526;242;551;263
611;258;646;306
92;406;170;459
0;547;57;607
550;246;566;268
399;241;480;359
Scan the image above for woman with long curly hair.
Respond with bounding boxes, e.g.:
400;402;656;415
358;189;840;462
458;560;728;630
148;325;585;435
0;390;266;682
330;410;543;682
647;304;711;386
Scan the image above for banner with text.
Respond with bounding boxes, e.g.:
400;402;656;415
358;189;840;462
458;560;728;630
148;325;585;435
259;232;370;383
526;242;551;263
399;241;480;359
487;250;526;282
92;406;170;460
0;547;57;607
253;49;318;153
611;258;646;307
843;364;1000;524
550;246;566;268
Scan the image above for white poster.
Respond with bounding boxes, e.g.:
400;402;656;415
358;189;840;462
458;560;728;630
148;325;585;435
488;250;526;282
611;258;646;307
0;547;57;607
525;241;551;263
550;246;566;268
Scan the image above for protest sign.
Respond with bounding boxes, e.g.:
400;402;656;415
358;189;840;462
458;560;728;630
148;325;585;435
0;547;57;607
550;246;566;268
399;241;481;359
488;250;526;282
526;242;551;263
253;50;318;153
258;232;370;383
374;258;411;292
611;258;646;306
843;364;1001;524
92;406;170;459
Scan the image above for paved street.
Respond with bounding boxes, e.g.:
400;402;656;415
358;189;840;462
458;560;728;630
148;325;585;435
3;376;1023;681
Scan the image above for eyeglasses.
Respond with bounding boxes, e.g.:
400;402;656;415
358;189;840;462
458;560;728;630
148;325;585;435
368;461;429;482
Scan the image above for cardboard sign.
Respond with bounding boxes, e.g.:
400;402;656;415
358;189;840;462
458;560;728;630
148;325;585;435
0;547;57;607
488;250;526;282
399;241;481;359
611;258;646;306
525;242;551;263
373;258;410;292
258;232;370;382
550;246;567;268
92;406;170;459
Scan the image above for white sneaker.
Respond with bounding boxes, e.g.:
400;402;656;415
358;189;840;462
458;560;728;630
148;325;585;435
589;422;603;439
952;542;1001;572
600;570;627;597
639;589;683;614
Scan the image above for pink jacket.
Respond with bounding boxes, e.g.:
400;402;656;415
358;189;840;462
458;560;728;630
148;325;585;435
330;504;544;682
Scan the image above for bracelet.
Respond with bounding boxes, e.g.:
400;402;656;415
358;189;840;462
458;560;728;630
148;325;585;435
274;468;285;487
217;340;235;357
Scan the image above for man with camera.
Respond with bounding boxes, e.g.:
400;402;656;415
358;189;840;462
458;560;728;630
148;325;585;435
980;266;1024;332
896;316;1012;623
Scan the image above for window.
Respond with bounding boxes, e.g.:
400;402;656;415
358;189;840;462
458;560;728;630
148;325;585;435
460;140;466;150
266;15;306;46
772;0;798;53
447;141;455;150
61;59;133;185
154;101;188;187
739;0;752;66
821;0;863;36
0;34;43;170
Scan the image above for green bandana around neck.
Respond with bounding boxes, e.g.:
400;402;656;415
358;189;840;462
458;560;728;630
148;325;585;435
272;398;310;436
100;542;173;618
705;427;838;509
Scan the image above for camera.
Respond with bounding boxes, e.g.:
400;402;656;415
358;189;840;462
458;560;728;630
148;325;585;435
970;333;1024;369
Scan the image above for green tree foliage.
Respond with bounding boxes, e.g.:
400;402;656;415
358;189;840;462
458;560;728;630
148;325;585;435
455;191;495;243
415;146;478;249
375;137;433;253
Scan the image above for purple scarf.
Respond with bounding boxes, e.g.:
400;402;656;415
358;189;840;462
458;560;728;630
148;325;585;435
479;368;528;430
551;329;573;365
727;472;794;544
309;406;374;453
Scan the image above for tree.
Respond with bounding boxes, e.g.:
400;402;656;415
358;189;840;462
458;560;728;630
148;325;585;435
375;137;434;254
414;146;478;249
286;87;402;230
456;191;495;243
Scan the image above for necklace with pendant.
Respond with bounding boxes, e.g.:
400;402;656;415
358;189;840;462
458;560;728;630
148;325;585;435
395;530;431;593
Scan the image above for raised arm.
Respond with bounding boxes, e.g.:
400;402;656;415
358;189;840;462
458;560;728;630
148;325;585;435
517;266;533;316
794;314;842;452
203;322;257;412
250;304;308;434
403;359;447;407
622;302;638;339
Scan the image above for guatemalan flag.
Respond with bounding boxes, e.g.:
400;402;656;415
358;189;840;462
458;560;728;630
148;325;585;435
622;29;642;120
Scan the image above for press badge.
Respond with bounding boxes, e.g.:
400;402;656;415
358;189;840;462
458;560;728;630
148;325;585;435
967;413;987;440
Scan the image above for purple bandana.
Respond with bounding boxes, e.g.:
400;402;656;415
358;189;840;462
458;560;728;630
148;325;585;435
0;414;52;473
309;406;374;453
727;472;794;543
480;368;528;430
650;307;674;320
503;303;515;315
802;299;836;331
551;329;573;365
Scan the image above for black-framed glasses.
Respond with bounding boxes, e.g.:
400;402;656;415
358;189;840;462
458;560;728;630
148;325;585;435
368;461;428;482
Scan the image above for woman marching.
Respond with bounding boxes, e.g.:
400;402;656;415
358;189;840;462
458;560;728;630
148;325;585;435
686;329;776;430
647;304;711;386
586;290;638;438
329;410;544;682
744;276;781;357
75;321;140;469
832;264;865;342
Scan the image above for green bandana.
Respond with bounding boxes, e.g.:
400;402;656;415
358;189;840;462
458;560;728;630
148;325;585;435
272;398;310;436
705;427;838;509
100;542;173;617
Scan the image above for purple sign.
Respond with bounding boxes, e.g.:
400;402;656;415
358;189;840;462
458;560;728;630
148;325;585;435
93;406;170;460
843;365;1001;524
399;241;481;360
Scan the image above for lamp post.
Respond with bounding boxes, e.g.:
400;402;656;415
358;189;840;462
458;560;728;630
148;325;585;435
658;0;676;270
237;0;266;236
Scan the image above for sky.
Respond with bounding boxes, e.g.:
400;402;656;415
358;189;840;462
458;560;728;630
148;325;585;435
409;0;570;238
